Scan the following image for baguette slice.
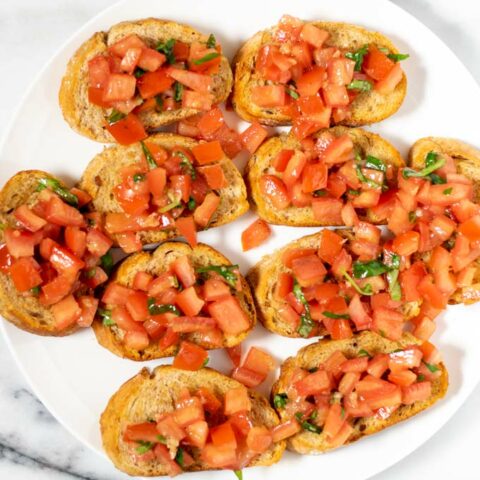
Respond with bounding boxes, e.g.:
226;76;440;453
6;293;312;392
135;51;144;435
78;132;248;246
0;170;78;336
409;137;480;305
246;126;403;226
233;21;407;126
100;365;285;475
59;18;233;143
271;331;448;454
93;241;256;360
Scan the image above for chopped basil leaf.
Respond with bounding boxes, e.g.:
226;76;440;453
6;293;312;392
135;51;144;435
134;67;146;78
157;434;167;444
180;156;197;179
293;280;314;337
147;298;181;316
408;211;417;223
133;173;146;183
347;189;360;196
323;311;350;320
353;260;389;279
423;361;439;373
158;198;181;213
108;109;126;124
285;86;299;99
140;141;157;170
365;155;387;172
30;286;41;296
343;270;373;296
345;44;369;71
402;151;445;179
428;173;446;184
385;253;402;301
313;189;328;197
202;357;210;367
37;178;79;207
174;81;184;102
86;268;96;279
388;53;410;62
417;374;425;382
206;33;216;49
389;253;401;269
196;264;239;288
175;447;184;468
273;393;288;409
341;406;345;419
192;52;220;65
355;164;383;190
295;411;321;433
347;79;372;92
234;470;243;480
187;197;196;211
98;308;114;326
157;38;176;64
358;349;372;358
155;95;164;110
443;187;453;195
136;440;154;455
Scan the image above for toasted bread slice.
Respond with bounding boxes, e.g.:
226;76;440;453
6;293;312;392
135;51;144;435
101;365;285;475
247;230;420;338
233;21;407;126
93;241;256;360
409;137;480;305
78;132;248;246
0;170;79;336
246;126;403;226
271;331;448;454
59;18;233;143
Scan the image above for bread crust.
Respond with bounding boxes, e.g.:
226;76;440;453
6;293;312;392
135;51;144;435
93;241;256;360
232;21;407;126
59;18;233;143
271;331;448;454
78;132;249;246
100;365;285;475
245;126;403;226
0;170;79;336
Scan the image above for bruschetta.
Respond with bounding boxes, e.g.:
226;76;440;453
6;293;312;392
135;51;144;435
0;170;111;335
93;241;256;361
100;365;285;475
78;133;248;251
271;331;448;454
233;15;408;137
59;18;233;144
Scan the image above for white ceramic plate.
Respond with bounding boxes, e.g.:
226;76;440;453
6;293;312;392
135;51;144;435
2;0;480;478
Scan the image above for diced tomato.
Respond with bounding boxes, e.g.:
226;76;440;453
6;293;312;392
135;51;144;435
232;366;265;388
42;195;84;227
193;192;220;228
171;255;195;288
102;73;136;102
77;296;99;327
259;175;290;210
240;122;269;154
301;162;328;193
413;316;436;341
123;291;148;322
197;164;227;190
106;113;147;145
323;404;345;439
402;381;432;404
175;216;197;247
356;377;402;409
347;294;372;330
274;272;293;301
375;63;403;94
108;34;146;56
51;294;81;330
185;420;209;449
116;232;142;253
201;278;230;303
147;167;167;199
197;107;224;136
322;84;349;107
458;214;480;241
430;214;456;242
328;58;355;85
40;274;73;305
174;286;204;317
312;197;343;224
392;231;420;256
49;245;84;278
173;341;208;371
295;369;331;396
156;414;186;442
247;426;272;454
291;254;326;287
0;244;13;273
123;422;160;443
296;66;326;97
241;218;271;251
167;67;212;93
251;85;286;108
201;443;237;469
363;45;395;81
208;295;250;335
4;229;36;258
367;354;389;378
243;347;275;377
153;443;183;477
138;48;166;71
13;205;47;232
317;229;343;264
417;275;447;309
136;70;174;98
191;140;224;165
88;55;110;89
271;420;301;442
182;90;213;110
272;150;294;173
372;307;404;340
389;348;422;372
170;174;192;203
224;386;252;415
9;257;42;292
85;229;112;257
102;282;134;306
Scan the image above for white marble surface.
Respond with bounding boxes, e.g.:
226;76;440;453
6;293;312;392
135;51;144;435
0;1;479;479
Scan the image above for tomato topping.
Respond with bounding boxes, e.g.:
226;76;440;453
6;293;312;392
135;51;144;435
240;122;269;154
9;257;42;292
175;216;197;247
173;341;208;371
208;295;251;335
106;113;147;145
241;218;271;251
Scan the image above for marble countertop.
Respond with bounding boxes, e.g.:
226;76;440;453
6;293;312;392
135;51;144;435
1;1;479;479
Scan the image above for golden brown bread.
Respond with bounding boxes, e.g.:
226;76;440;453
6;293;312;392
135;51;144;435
59;18;233;143
100;365;285;475
246;126;403;226
0;170;78;336
78;132;249;246
93;241;256;360
409;137;480;306
232;21;407;126
271;331;448;454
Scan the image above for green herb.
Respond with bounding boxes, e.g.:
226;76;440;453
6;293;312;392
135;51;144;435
147;298;181;316
408;211;417;223
133;173;146;183
108;109;126;124
100;251;114;275
385;253;402;301
295;412;321;434
192;52;220;65
202;357;210;367
323;311;350;320
234;470;243;480
206;33;216;48
175;447;184;468
140;141;157;170
174;81;184;102
358;349;372;358
388;53;410;62
341;407;345;419
353;259;389;279
428;173;446;185
155;95;164;111
313;189;328;197
158;198;181;213
98;308;114;326
417;374;425;382
342;270;373;296
273;393;288;409
365;155;387;172
157;38;176;64
423;361;439;373
443;187;453;195
293;280;314;337
134;67;146;78
345;44;369;71
347;79;372;92
402;151;445;179
136;440;154;455
180;156;197;179
347;189;360;196
196;264;239;288
156;434;167;444
355;164;383;190
379;329;386;337
30;286;41;296
187;197;196;211
285;86;299;99
37;178;79;207
86;268;96;279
